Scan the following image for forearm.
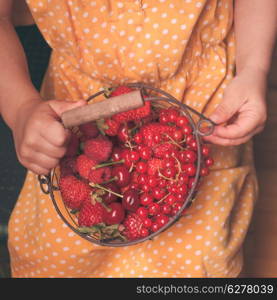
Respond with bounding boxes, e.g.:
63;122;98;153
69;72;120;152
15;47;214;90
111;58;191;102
234;0;277;74
0;18;41;130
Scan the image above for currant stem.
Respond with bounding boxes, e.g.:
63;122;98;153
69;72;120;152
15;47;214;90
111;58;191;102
157;192;171;204
158;168;175;182
173;156;182;180
89;182;123;198
164;134;184;150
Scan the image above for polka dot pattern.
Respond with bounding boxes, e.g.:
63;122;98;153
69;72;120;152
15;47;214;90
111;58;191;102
9;0;257;278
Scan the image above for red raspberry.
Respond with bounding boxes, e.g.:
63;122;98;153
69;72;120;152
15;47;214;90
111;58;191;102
79;122;99;138
59;175;91;210
78;202;106;227
65;133;79;157
76;154;97;179
123;213;144;241
84;135;112;163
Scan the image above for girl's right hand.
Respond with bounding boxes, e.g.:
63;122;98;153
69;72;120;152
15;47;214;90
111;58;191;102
12;99;86;175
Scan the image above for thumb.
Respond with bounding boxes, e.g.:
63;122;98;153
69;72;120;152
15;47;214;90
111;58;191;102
209;94;239;125
48;99;87;117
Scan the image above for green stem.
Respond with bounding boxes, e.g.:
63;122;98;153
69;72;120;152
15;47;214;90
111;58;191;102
94;160;124;169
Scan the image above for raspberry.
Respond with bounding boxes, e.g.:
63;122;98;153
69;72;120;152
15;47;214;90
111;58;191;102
78;202;106;227
60;157;76;178
65;133;79;157
76;154;97;179
79;122;99;138
59;175;91;210
123;213;144;240
84;135;112;163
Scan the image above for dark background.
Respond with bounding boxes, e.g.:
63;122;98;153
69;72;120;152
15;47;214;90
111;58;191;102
0;24;51;277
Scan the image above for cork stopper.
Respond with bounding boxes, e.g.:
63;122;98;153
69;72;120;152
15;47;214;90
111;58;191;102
61;90;144;128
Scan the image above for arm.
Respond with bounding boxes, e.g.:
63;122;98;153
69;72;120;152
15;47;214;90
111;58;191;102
205;0;277;146
0;0;40;129
0;0;85;174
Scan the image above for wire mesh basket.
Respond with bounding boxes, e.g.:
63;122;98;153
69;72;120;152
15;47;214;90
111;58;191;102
38;83;215;247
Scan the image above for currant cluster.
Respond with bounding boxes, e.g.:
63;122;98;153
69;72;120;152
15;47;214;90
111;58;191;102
58;86;214;243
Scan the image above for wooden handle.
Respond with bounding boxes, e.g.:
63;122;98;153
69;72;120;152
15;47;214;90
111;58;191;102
61;90;144;128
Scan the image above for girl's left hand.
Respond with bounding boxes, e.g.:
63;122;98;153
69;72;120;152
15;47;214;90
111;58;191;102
204;66;267;146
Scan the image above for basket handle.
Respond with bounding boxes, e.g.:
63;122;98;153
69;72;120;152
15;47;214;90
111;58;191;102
61;90;144;128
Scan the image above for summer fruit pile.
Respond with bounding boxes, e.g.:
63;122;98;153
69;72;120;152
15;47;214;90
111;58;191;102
58;86;214;242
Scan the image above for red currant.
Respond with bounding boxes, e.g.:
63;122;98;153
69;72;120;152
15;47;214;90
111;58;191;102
161;204;172;215
164;194;178;205
172;129;183;142
200;167;209;176
205;157;214;167
140;227;149;238
136;207;149;219
158;179;167;188
139;146;152;160
160;166;177;179
201;145;210;157
148;175;158;188
175;193;185;202
136;161;147;173
167;109;179;123
177;184;187;195
179;150;197;163
140;193;154;206
176;116;189;127
179;173;189;184
151;222;160;232
153;134;161;144
182;163;196;177
187;138;197;151
148;203;160;215
152;187;166;200
159;113;169;124
182;124;192;135
156;214;169;228
133;132;143;144
143;218;152;228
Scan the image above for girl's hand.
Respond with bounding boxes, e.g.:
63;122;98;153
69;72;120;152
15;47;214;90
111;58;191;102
204;67;267;146
12;99;86;175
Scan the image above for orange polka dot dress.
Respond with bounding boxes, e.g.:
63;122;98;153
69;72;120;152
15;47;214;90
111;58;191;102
8;0;258;278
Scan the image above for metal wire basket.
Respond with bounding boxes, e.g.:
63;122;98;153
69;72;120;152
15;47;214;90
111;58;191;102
38;83;215;247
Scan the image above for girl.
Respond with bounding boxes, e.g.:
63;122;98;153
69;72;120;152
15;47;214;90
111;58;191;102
0;0;276;277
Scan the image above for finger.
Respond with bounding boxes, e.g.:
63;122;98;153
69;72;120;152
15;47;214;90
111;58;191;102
208;92;241;125
40;120;71;147
33;138;67;159
203;134;251;146
203;126;263;146
48;100;87;117
30;152;60;170
27;163;50;175
212;111;262;139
